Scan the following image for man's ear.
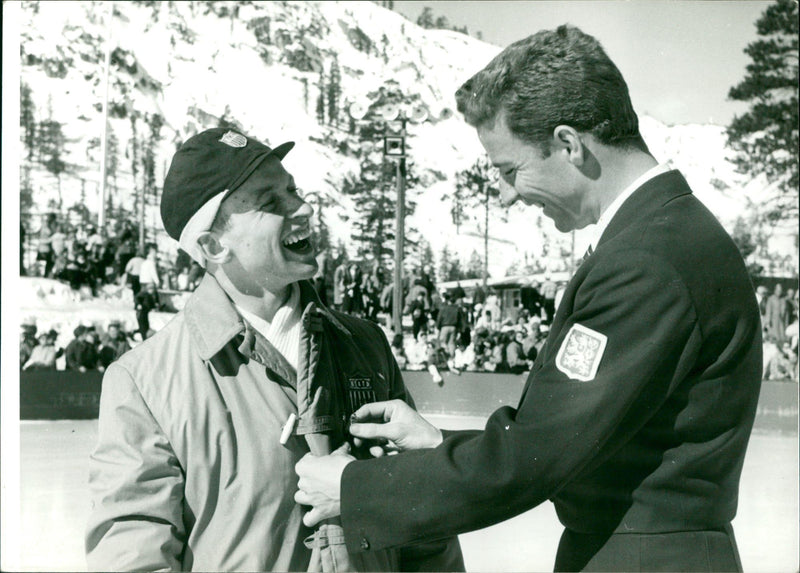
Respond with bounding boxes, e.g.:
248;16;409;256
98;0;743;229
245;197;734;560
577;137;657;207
196;231;230;265
553;125;585;167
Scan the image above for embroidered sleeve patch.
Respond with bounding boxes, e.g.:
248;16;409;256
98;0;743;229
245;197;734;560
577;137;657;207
555;323;607;381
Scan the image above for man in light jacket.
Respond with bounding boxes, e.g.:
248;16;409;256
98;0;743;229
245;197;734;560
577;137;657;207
86;127;463;572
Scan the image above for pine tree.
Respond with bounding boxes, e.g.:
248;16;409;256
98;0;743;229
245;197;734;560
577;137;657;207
316;70;326;124
438;244;464;282
38;98;68;208
327;57;341;126
107;126;119;201
416;7;434;29
20;82;37;161
453;156;502;289
340;146;419;270
727;0;799;223
465;250;483;280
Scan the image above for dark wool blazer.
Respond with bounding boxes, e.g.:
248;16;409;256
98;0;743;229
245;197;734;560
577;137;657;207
340;170;762;571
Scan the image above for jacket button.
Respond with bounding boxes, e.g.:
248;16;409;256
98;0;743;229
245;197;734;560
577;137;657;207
360;538;370;550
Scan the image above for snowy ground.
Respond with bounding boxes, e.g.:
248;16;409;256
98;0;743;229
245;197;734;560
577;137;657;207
13;414;799;572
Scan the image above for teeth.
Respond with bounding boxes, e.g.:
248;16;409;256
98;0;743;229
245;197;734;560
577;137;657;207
282;228;311;246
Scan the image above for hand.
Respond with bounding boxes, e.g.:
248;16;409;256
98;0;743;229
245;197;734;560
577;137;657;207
295;443;354;527
349;400;442;457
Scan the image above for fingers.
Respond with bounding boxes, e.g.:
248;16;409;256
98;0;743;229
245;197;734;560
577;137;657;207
352;399;404;422
349;422;402;442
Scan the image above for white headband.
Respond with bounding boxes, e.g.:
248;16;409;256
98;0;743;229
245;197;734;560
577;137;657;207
178;189;229;268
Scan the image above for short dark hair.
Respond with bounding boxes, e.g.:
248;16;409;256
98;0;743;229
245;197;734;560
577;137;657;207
455;25;647;155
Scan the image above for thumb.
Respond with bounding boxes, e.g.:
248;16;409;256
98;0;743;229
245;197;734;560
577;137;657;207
303;508;326;528
333;442;351;456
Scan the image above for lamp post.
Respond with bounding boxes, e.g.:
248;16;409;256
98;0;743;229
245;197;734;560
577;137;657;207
384;120;407;336
348;98;451;335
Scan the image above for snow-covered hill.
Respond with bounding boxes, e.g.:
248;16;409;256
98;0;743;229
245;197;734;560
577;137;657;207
17;0;797;278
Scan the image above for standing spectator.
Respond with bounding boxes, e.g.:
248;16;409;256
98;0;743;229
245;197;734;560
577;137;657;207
408;291;429;341
139;243;161;289
114;236;137;283
450;281;466;303
176;267;191;291
50;223;69;279
540;275;557;323
124;251;145;298
23;329;62;370
765;283;788;345
784;288;798;326
21;221;28;276
755;285;769;318
135;283;161;340
332;259;347;311
99;320;132;368
436;293;464;358
342;262;363;316
36;213;57;278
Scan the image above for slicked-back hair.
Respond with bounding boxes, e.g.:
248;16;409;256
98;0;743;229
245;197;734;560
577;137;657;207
455;25;648;156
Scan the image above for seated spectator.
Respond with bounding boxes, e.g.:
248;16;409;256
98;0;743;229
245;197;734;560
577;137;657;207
425;336;450;384
23;330;63;370
453;342;476;372
99;320;132;368
65;325;101;372
505;331;529;374
20;320;38;367
390;333;408;370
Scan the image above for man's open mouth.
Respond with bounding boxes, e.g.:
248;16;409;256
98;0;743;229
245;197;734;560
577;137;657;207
282;228;313;253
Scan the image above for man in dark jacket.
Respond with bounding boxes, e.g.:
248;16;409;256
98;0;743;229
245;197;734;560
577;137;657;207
296;25;762;573
65;326;100;371
435;293;464;358
134;283;160;340
87;128;463;572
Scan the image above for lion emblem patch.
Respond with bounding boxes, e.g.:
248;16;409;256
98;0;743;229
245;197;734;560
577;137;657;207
555;323;607;382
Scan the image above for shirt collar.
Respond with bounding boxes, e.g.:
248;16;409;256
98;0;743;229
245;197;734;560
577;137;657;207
235;283;301;342
183;274;350;361
589;163;672;250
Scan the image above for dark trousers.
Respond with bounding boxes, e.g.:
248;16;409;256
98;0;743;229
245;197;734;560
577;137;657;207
136;310;150;339
554;525;742;572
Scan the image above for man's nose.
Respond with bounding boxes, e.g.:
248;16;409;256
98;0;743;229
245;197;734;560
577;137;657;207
289;196;314;219
498;182;519;207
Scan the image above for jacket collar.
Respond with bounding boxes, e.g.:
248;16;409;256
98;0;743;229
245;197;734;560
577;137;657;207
184;273;351;362
596;169;693;250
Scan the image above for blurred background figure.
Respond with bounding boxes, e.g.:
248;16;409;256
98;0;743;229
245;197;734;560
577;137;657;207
23;329;62;370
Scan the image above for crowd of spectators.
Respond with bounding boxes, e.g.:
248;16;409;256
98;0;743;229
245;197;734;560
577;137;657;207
20;320;134;372
21;218;799;382
757;284;799;381
23;213;206;295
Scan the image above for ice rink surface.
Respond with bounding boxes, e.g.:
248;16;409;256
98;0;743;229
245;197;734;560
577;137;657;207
16;414;799;572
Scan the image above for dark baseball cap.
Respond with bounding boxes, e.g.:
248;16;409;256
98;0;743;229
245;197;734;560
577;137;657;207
160;128;294;240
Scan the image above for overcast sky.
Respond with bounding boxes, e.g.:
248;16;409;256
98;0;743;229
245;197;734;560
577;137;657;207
393;1;771;126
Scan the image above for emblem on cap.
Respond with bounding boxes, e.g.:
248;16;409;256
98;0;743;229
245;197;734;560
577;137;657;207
555;323;607;382
219;131;247;148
